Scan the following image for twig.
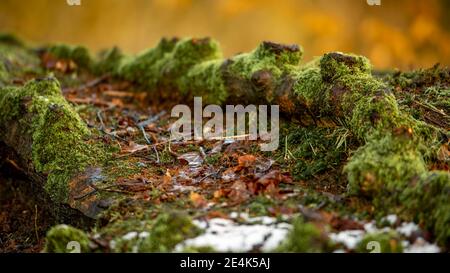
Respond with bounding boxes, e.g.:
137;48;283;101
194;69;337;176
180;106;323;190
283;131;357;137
152;145;160;164
138;110;166;128
63;75;109;93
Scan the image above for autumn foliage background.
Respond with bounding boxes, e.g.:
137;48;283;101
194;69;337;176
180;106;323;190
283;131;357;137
1;0;450;69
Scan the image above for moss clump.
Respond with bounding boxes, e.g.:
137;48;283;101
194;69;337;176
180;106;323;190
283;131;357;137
292;63;325;109
345;134;426;200
402;171;450;245
277;217;330;253
223;42;302;104
119;37;179;86
45;224;91;253
109;212;202;253
228;42;302;79
46;44;93;70
0;78;108;202
0;33;25;47
180;59;227;104
95;46;127;76
356;231;403;253
320;52;371;82
120;37;222;97
345;133;450;245
0;40;41;82
388;65;450;92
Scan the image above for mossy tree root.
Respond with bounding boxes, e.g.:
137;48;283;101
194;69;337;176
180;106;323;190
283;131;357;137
0;77;109;217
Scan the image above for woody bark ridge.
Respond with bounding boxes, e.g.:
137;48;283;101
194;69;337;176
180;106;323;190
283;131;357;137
0;36;449;245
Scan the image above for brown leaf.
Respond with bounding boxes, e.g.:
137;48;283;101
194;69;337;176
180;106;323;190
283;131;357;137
190;192;207;208
238;154;256;167
228;180;251;203
162;169;172;186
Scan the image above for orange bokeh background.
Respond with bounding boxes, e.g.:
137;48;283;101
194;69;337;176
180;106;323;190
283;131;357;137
1;0;450;69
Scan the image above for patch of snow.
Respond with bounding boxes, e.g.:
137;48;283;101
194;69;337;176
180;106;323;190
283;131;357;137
384;214;398;225
404;238;440;253
175;217;290;252
329;230;365;249
396;222;419;237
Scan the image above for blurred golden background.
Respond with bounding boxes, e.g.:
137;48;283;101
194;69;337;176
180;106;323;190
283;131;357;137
1;0;450;69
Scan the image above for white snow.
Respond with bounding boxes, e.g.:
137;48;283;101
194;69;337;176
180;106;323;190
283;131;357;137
403;238;440;253
175;217;290;252
396;222;419;237
384;214;398;225
329;230;365;249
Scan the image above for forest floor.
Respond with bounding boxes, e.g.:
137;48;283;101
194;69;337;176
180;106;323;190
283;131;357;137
0;37;448;253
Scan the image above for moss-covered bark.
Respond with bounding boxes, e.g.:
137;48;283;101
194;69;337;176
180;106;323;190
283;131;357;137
0;78;108;204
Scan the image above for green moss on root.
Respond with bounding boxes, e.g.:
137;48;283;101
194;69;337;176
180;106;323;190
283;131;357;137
120;37;178;80
402;171;450;245
46;44;93;70
345;134;426;200
179;59;227;104
120;37;222;95
95;46;127;76
320;52;371;82
45;224;91;253
0;78;108;202
0;39;41;82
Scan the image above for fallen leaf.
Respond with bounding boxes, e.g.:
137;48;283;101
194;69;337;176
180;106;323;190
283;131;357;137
190;192;207;208
162;169;172;186
228;180;251;203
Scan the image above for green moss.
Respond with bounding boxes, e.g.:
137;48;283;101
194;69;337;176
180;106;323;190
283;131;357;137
402;171;450;245
47;44;93;70
119;37;179;86
180;59;227;104
345;134;426;200
349;94;403;141
292;64;325;108
0;33;25;47
179;246;216;253
0;42;41;81
345;131;450;245
45;224;91;253
320;52;371;82
95;46;127;75
277;217;330;253
120;37;222;96
108;212;202;253
204;152;222;165
0;62;7;83
356;231;403;253
0;78;108;202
